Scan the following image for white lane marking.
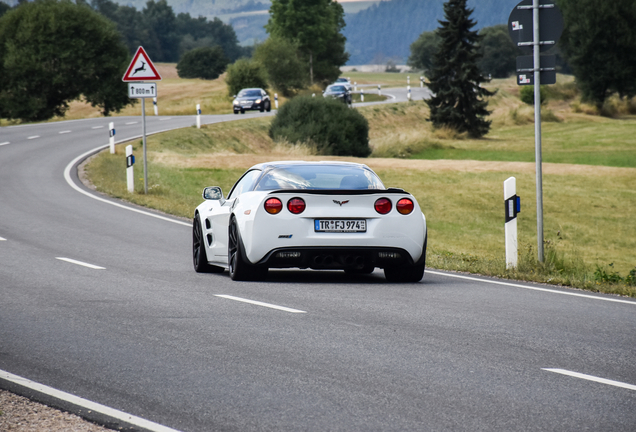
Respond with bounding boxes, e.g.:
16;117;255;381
0;369;183;432
59;130;72;134
56;257;105;270
125;121;138;125
543;368;636;391
215;295;306;314
27;135;40;140
159;118;172;121
426;270;636;305
0;142;9;146
91;126;104;129
64;145;190;227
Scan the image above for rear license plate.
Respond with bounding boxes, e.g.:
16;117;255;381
315;219;366;233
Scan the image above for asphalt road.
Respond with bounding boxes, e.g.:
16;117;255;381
1;89;635;431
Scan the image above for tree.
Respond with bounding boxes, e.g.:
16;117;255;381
0;0;132;122
253;37;306;96
142;0;179;62
177;46;228;80
225;59;268;97
0;2;11;18
425;0;494;138
408;30;441;72
477;24;518;78
556;0;636;109
266;0;348;86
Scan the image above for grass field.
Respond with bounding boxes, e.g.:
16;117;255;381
83;70;636;296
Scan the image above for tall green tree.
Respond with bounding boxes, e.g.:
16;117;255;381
408;30;441;72
0;0;132;121
253;36;306;96
477;24;518;78
266;0;348;86
557;0;636;109
425;0;494;138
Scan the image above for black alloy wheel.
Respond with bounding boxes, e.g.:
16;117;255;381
193;214;224;273
228;217;267;281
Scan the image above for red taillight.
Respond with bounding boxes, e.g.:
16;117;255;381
287;197;306;214
374;198;392;214
396;198;414;215
264;198;283;214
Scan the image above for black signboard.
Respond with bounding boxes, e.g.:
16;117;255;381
508;0;564;53
516;55;556;86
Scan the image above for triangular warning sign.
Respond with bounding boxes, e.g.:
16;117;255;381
122;46;162;82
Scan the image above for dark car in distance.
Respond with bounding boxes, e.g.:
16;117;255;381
323;84;352;105
233;88;271;114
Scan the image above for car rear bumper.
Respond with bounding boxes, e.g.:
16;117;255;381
257;246;422;270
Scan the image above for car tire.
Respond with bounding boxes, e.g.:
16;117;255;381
383;233;427;282
384;262;425;282
259;104;265;112
266;101;271;112
241;109;245;114
228;217;267;281
193;213;224;273
234;110;238;115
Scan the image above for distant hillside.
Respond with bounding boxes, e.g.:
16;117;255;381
344;0;520;65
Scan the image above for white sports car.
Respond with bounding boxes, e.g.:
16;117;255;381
192;161;427;282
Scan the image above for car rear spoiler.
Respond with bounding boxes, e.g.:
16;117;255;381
267;188;410;195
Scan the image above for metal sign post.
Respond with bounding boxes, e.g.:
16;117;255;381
122;46;162;195
509;0;563;263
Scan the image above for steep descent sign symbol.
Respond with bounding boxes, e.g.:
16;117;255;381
122;47;161;82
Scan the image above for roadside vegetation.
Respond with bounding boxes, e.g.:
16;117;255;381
84;71;636;297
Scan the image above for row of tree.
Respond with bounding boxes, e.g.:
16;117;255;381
88;0;247;63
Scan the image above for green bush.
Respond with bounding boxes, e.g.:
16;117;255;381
176;46;228;80
225;59;268;97
520;85;546;105
269;96;371;157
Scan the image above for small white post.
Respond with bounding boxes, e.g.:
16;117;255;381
378;85;381;96
504;177;518;269
274;93;279;109
196;104;201;129
126;144;135;193
407;85;411;101
420;76;424;88
360;90;364;102
407;75;410;85
354;82;357;92
109;122;115;154
312;93;315;97
153;97;158;116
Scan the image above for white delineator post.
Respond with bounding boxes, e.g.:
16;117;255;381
360;90;364;102
504;177;519;269
274;93;279;109
407;85;411;101
109;122;115;154
196;104;201;129
420;76;424;88
354;82;357;92
126;145;135;193
153;97;158;116
378;85;381;96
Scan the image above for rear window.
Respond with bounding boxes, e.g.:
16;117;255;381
253;165;385;191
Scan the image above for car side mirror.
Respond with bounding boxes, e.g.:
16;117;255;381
203;186;224;203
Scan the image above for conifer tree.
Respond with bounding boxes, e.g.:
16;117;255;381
425;0;494;138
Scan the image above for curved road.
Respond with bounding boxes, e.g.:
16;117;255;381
1;88;635;431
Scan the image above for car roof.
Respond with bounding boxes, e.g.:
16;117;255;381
248;160;371;171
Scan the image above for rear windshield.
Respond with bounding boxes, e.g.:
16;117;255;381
253;165;385;191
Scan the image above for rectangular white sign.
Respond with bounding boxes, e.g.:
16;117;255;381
128;83;157;98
